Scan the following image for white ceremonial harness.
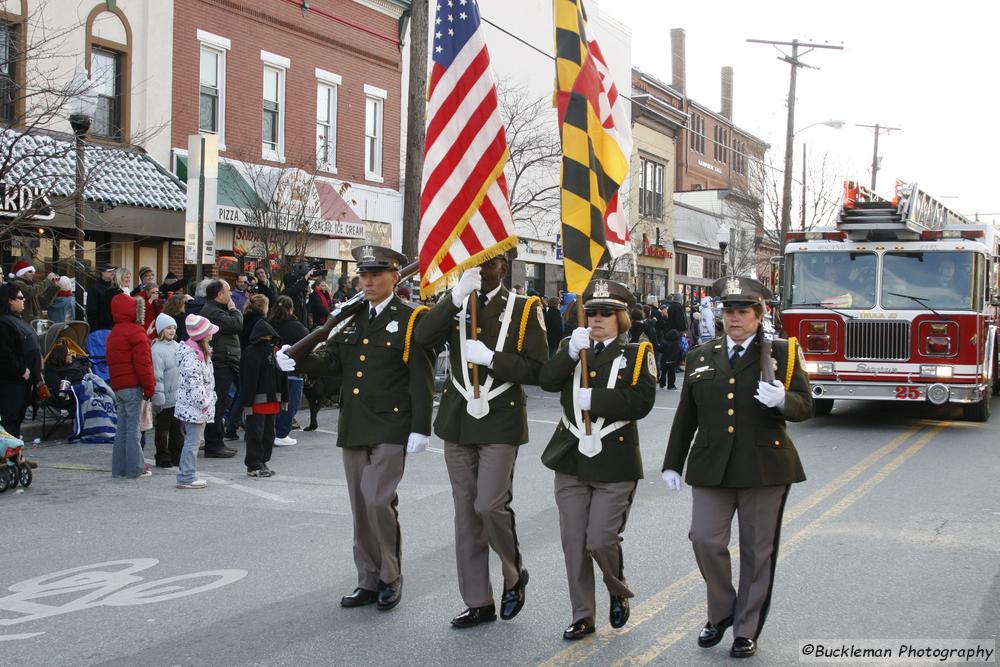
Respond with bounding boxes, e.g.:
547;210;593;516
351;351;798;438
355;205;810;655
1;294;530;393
560;345;631;458
452;293;519;418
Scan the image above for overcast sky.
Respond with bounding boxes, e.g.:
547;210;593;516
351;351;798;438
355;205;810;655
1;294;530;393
604;0;1000;226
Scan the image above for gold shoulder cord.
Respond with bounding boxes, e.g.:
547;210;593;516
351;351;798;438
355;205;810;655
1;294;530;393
516;296;541;352
784;337;797;390
632;341;653;386
403;306;429;364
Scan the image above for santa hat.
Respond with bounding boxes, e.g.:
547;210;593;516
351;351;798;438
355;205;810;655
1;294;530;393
9;260;34;279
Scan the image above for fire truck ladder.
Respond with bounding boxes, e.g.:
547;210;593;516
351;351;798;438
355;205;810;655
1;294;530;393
837;180;973;241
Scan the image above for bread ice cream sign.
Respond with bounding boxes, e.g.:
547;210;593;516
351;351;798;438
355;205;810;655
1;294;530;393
0;183;54;220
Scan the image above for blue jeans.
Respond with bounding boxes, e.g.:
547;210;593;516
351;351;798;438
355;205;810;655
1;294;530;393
275;375;304;438
177;422;205;485
112;387;144;478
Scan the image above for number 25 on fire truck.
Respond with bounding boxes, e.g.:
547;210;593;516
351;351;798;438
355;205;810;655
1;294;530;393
778;180;1000;421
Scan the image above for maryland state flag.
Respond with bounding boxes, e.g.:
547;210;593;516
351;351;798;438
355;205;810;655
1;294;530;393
553;0;630;293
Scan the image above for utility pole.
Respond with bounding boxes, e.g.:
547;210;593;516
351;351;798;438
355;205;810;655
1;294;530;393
801;142;806;229
747;38;842;253
856;123;900;191
401;0;428;261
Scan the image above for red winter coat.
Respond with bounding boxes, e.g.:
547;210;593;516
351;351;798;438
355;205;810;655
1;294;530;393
106;293;155;397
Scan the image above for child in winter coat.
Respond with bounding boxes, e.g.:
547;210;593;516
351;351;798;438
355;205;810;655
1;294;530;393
106;293;155;478
173;314;218;490
151;313;182;468
46;276;76;323
238;319;288;477
661;329;684;390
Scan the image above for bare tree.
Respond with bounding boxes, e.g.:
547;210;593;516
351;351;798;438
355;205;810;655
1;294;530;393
497;80;561;240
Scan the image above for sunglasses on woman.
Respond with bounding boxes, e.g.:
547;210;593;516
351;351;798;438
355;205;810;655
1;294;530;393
585;309;615;318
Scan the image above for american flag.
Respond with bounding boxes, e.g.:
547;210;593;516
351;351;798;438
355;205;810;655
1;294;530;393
418;0;517;298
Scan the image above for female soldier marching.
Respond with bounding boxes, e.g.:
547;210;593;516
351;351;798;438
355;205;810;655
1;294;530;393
538;279;657;640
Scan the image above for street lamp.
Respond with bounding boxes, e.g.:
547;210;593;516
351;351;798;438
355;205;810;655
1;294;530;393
67;67;97;318
793;120;844;230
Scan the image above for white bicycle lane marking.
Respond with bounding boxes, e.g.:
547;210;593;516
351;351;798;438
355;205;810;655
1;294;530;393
0;559;247;641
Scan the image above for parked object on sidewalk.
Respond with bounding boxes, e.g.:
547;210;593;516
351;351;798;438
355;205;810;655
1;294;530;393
84;329;111;382
0;421;30;493
69;373;118;443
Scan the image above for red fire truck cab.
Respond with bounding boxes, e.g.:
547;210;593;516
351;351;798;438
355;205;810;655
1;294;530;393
779;181;1000;421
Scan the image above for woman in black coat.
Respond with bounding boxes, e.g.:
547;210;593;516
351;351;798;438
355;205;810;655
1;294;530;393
240;294;270;350
269;296;309;444
0;283;41;438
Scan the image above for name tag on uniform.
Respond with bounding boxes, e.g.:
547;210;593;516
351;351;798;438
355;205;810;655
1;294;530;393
386;320;399;333
693;365;711;373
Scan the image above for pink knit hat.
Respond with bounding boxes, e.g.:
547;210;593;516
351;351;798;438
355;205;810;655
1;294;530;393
185;314;219;341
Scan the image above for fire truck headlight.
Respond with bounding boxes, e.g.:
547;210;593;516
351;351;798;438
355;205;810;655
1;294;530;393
920;365;953;378
805;362;834;375
805;362;818;374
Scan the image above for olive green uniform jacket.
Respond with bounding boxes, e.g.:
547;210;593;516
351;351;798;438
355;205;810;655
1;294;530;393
298;295;434;449
414;286;547;446
662;335;812;487
539;337;657;482
11;277;58;324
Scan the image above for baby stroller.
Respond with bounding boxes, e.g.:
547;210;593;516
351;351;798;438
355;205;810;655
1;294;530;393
39;321;92;438
0;423;31;492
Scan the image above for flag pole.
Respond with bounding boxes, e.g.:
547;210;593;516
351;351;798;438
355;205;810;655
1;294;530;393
469;291;480;399
575;295;592;435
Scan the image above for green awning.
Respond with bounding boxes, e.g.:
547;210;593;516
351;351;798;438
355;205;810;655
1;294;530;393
174;155;266;209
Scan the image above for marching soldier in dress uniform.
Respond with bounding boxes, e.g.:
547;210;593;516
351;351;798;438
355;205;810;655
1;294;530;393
538;279;656;640
276;245;434;612
661;276;813;658
413;250;548;628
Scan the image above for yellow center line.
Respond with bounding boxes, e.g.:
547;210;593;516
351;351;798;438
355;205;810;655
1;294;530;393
620;423;948;666
537;425;924;667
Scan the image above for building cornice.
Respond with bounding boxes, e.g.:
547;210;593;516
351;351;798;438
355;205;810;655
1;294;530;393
351;0;409;18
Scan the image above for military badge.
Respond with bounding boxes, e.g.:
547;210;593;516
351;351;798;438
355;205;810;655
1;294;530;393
536;303;546;332
360;246;376;263
647;349;657;376
725;276;741;296
593;280;611;299
386;320;399;333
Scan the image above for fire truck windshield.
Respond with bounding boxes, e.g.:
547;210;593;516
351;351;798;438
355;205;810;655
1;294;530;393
881;251;976;310
783;251;877;309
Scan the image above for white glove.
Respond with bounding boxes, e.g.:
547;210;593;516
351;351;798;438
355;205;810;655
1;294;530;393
662;470;683;491
406;432;429;454
567;327;591;361
451;267;482;307
465;339;495;367
754;380;786;409
276;344;296;372
577;387;592;411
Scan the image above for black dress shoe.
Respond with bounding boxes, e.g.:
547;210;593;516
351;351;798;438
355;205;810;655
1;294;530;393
450;605;497;628
340;587;378;607
562;618;596;640
730;637;756;658
609;595;630;628
697;616;733;648
500;569;529;620
377;577;402;611
204;447;237;458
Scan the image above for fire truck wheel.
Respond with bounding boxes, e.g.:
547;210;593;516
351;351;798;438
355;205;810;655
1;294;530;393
962;392;991;423
814;399;834;416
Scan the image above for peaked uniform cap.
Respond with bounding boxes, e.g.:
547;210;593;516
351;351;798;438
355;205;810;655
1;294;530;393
352;245;407;273
711;276;772;308
582;278;635;311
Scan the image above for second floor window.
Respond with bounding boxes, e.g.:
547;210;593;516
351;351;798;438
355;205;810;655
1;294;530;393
364;94;383;180
91;48;122;140
689;114;705;154
0;22;17;123
262;65;283;158
199;46;224;137
316;82;337;171
639;157;664;219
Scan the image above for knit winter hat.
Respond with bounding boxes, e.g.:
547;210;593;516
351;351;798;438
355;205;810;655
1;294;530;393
185;314;218;341
10;260;34;278
155;312;177;334
138;266;153;280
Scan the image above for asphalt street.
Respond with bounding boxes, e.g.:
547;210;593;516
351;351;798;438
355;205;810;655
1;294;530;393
6;384;1000;666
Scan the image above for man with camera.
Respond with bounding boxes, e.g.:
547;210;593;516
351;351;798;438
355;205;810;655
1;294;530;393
282;262;323;328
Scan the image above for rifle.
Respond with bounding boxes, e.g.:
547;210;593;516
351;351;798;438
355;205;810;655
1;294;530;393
286;260;420;363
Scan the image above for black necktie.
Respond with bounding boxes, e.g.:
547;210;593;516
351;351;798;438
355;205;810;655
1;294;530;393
594;341;605;355
729;344;743;364
477;293;488;310
369;307;377;323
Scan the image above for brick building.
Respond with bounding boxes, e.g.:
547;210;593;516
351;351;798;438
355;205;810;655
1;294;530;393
168;0;410;279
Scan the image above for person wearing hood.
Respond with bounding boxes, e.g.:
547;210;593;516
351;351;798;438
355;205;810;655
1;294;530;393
238;319;288;477
106;293;155;479
8;260;59;325
151;313;182;468
698;296;716;344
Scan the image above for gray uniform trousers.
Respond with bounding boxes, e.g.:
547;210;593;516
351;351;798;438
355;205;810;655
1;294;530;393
444;442;522;608
554;472;637;623
342;444;406;591
689;484;791;639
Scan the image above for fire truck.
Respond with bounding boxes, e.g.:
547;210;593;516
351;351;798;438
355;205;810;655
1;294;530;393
778;181;1000;421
